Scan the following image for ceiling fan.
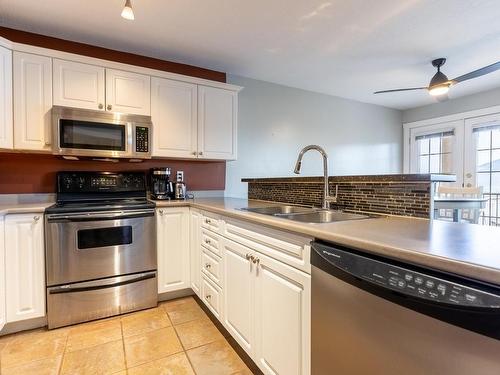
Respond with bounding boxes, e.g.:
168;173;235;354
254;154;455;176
374;58;500;97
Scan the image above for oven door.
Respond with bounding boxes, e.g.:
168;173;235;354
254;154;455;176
45;209;156;286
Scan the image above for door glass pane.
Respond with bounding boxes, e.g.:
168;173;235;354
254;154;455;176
476;150;491;172
430;137;441;154
441;136;453;153
492;150;500;172
419;155;429;173
476;130;491;150
429;154;440;173
492;129;500;149
476;173;490;193
419;138;430;155
492;172;500;193
441;153;453;174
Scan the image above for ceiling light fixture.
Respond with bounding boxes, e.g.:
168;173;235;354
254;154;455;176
121;0;135;20
428;83;450;96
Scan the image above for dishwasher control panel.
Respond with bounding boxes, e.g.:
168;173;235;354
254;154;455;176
314;243;500;309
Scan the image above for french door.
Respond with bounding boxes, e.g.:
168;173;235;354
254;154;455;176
465;114;500;226
408;112;500;226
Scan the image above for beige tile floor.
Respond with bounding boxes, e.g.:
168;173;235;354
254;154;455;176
0;297;253;375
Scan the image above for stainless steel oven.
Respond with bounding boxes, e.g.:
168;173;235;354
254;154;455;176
45;210;156;285
45;171;157;329
52;106;152;159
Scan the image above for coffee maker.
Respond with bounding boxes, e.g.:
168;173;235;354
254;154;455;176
149;168;174;200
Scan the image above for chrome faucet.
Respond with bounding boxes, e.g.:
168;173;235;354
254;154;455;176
294;145;338;209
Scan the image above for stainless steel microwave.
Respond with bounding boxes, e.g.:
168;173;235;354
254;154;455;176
52;106;152;159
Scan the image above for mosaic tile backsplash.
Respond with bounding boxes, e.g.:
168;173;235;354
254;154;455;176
243;174;455;218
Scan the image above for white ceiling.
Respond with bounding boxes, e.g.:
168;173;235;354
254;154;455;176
1;0;500;110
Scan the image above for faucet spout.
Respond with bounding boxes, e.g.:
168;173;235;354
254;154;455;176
293;145;337;209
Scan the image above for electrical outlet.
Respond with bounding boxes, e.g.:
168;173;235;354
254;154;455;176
176;170;184;182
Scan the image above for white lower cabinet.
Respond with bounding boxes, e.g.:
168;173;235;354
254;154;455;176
0;216;5;331
254;252;311;375
190;209;202;297
157;207;190;293
5;213;45;323
222;236;311;375
223;238;255;355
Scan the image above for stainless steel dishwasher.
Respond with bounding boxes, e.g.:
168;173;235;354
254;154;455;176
311;241;500;375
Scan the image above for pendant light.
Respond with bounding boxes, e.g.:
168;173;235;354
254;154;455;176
121;0;135;20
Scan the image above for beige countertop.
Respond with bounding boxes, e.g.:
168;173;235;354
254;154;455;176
0;202;53;216
157;197;500;285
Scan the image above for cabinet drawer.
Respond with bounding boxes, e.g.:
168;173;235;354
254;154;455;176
201;229;221;256
201;275;222;320
201;211;222;233
224;218;312;273
202;248;222;287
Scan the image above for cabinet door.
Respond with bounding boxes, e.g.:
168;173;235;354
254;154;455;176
190;209;202;296
151;77;197;158
198;86;237;160
106;69;150;115
0;217;5;331
254;252;311;375
0;46;13;149
222;238;255;356
5;214;45;323
13;52;52;151
53;59;105;110
157;207;190;293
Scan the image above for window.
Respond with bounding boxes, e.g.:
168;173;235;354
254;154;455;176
415;131;454;174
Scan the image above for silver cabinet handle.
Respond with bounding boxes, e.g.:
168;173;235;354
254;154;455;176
98;103;104;109
205;294;211;300
199;151;203;156
245;253;252;261
205;263;211;269
252;257;260;265
205;238;211;244
107;104;112;111
192;151;197;156
205;218;211;224
33;215;40;222
159;209;164;216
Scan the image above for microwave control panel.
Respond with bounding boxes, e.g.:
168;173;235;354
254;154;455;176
135;126;149;153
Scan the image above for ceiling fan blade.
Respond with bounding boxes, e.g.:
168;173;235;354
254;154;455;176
452;61;500;83
374;87;427;94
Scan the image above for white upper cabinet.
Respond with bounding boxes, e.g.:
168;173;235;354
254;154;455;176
53;59;105;110
157;207;190;293
13;52;52;151
106;68;150;115
0;46;13;149
5;213;45;323
198;86;237;160
151;77;198;158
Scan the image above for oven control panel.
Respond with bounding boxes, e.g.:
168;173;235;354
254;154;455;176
314;243;500;309
57;172;146;193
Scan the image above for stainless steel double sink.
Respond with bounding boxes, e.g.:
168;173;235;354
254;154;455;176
240;205;369;223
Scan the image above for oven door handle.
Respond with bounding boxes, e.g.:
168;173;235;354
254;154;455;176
48;272;156;294
46;210;155;222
